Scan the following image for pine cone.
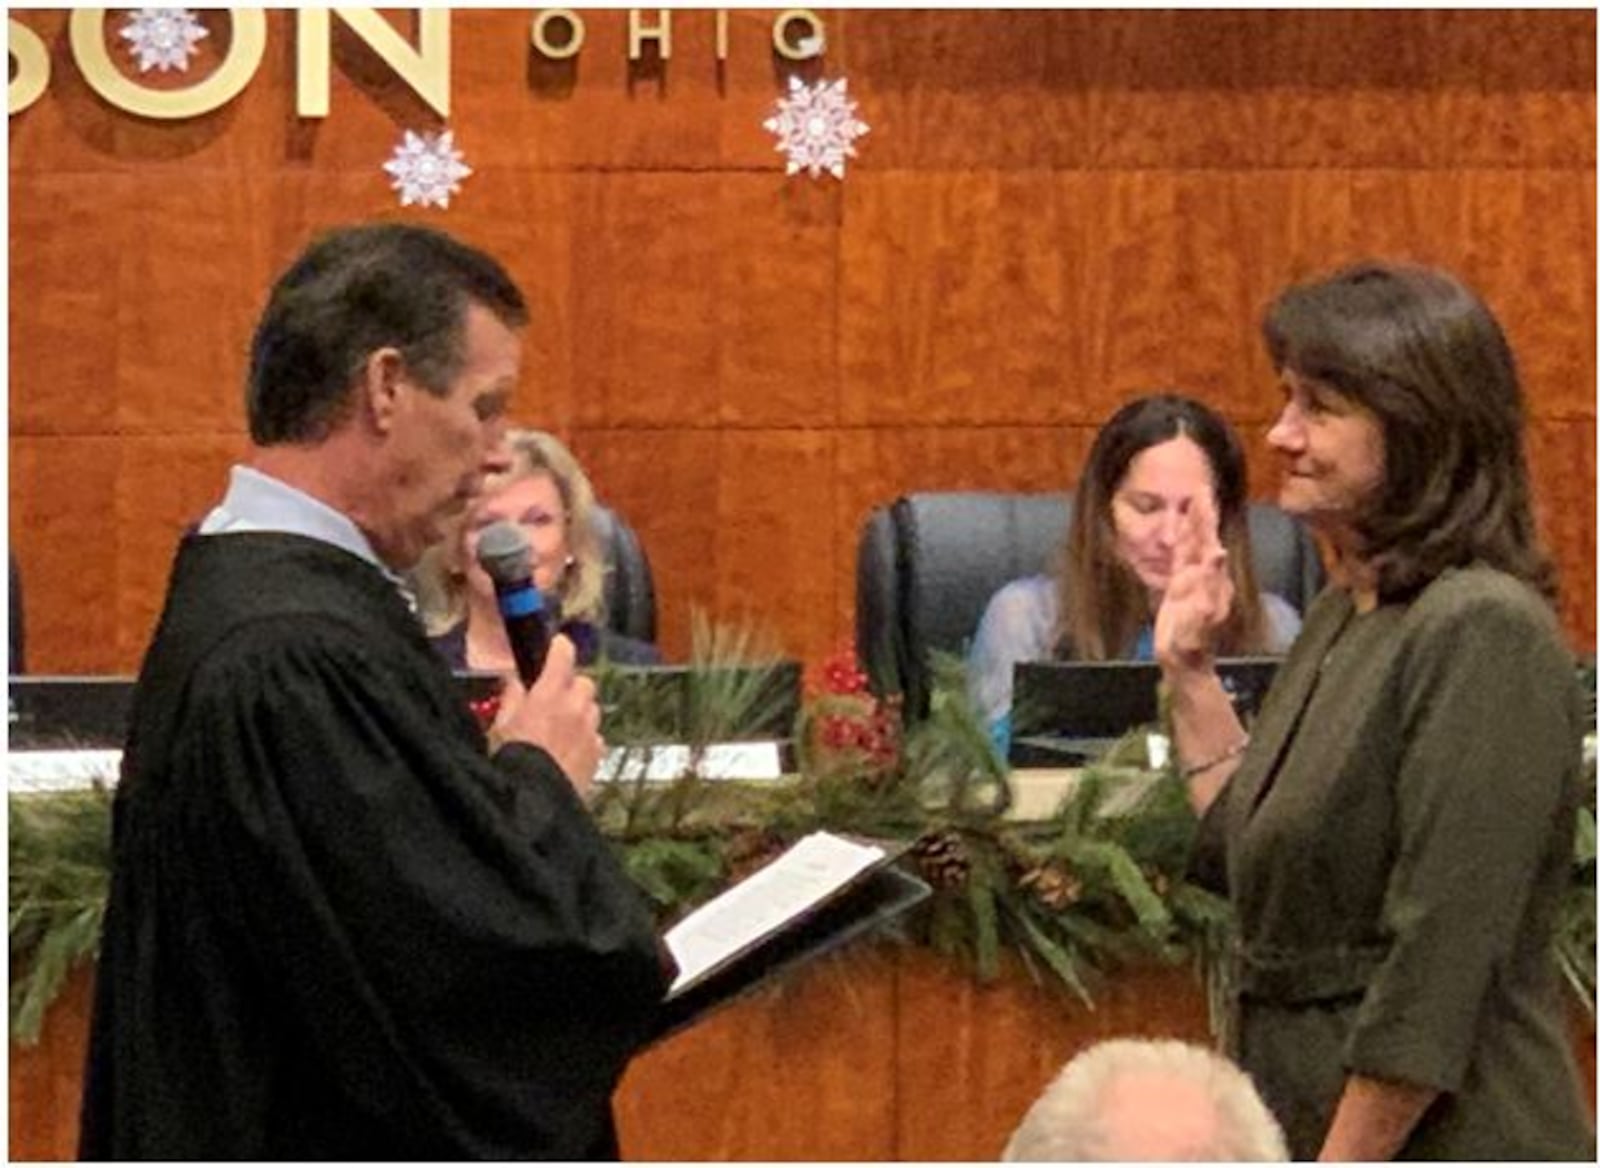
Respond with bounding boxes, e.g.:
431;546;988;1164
913;830;971;890
1019;862;1082;911
1144;866;1172;898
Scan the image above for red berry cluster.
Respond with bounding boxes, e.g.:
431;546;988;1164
815;703;899;769
806;645;901;777
807;647;871;699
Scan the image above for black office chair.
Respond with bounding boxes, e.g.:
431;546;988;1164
593;503;657;645
855;491;1325;719
9;550;25;675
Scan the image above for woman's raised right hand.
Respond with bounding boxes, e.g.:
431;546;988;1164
1154;491;1234;676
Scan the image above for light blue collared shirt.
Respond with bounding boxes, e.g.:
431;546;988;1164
200;466;412;601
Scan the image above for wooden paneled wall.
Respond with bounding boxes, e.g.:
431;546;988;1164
10;9;1596;673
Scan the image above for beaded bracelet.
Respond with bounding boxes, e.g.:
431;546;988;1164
1179;735;1251;781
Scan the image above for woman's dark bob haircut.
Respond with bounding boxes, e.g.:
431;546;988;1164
1262;261;1554;602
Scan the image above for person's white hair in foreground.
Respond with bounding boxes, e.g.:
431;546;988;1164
1004;1038;1288;1161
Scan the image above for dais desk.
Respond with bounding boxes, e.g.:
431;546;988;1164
9;759;1594;1160
15;950;1594;1160
12;950;1219;1161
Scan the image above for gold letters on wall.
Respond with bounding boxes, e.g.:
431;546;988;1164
628;9;672;60
67;8;266;119
8;18;49;115
297;8;451;118
11;9;826;119
530;9;586;60
771;8;825;60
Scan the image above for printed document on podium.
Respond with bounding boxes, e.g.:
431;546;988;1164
663;831;888;996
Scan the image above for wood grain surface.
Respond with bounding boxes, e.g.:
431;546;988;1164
9;10;1593;670
8;13;1595;1158
11;951;1594;1161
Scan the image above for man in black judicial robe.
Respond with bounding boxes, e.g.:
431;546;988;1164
79;225;670;1160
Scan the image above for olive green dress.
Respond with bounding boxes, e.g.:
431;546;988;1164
1195;565;1594;1159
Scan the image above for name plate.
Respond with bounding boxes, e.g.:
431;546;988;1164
597;741;785;782
8;749;122;794
8;742;786;795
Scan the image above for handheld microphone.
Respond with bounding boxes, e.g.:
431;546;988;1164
475;520;551;686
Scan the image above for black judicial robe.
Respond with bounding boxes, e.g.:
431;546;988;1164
80;533;669;1160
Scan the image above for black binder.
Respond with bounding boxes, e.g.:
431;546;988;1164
651;837;930;1042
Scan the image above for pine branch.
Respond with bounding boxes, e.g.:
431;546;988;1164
966;863;1002;982
13;637;1592;1049
1006;899;1093;1007
9;788;113;1045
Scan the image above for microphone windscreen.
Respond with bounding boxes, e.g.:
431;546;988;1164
475;520;532;586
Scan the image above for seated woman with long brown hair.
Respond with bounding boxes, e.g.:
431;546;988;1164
967;393;1301;753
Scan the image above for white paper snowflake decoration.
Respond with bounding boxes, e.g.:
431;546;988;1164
119;8;209;74
383;130;473;210
763;76;870;180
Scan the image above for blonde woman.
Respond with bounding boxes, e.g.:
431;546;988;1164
413;428;661;670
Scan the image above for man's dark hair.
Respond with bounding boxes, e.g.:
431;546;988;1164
247;224;528;445
1263;261;1555;602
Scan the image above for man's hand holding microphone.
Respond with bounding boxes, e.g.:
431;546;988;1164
477;520;605;795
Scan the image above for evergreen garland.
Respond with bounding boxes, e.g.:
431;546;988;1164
10;785;113;1044
595;647;1234;1010
10;646;1597;1047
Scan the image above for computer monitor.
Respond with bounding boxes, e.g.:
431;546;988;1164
1009;656;1282;767
12;663;806;793
9;675;137;749
8;673;532;750
595;660;802;744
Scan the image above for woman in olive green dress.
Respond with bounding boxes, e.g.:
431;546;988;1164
1156;262;1594;1159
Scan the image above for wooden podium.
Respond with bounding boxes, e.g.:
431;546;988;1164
13;948;1213;1161
11;946;1594;1160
